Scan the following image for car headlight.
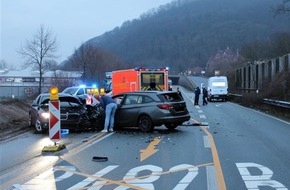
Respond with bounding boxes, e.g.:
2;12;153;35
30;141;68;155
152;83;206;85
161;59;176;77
41;112;50;119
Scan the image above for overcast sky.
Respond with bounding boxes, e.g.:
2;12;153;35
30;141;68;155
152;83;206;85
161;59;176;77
1;0;173;69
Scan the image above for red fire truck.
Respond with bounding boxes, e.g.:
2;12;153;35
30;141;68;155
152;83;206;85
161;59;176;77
107;67;169;95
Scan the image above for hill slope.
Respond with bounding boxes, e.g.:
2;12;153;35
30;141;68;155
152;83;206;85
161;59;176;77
87;0;290;72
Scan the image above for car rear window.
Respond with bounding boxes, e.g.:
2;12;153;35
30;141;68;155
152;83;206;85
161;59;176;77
158;93;182;102
123;95;154;104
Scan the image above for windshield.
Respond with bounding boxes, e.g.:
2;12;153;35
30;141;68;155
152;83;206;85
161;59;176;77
141;72;165;90
62;88;78;95
40;96;81;105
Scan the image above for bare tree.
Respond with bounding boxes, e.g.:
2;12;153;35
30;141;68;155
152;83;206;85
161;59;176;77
0;59;7;69
240;41;272;62
275;0;290;14
18;25;58;94
270;32;290;56
68;43;121;85
69;43;92;83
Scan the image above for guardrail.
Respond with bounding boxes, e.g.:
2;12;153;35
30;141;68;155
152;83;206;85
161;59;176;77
228;93;243;98
262;98;290;109
228;94;290;109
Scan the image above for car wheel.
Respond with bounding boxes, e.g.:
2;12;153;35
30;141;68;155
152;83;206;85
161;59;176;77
35;119;45;133
165;124;178;130
138;115;153;132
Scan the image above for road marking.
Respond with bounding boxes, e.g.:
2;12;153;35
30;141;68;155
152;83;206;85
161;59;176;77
207;165;218;190
54;166;147;190
190;118;201;125
203;136;210;148
200;126;227;190
140;137;162;162
54;163;213;189
61;132;113;159
13;168;56;190
200;114;206;119
236;163;287;190
198;110;203;113
67;165;119;190
55;166;76;182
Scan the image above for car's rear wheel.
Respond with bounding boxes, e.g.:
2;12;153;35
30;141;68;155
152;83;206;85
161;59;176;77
35;119;45;133
138;115;153;132
165;123;178;130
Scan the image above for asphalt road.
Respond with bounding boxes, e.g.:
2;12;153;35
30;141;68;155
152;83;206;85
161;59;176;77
1;77;289;190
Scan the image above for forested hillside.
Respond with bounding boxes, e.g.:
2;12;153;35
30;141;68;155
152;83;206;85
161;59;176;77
87;0;290;73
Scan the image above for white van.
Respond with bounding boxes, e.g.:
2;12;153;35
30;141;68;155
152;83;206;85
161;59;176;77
207;76;228;101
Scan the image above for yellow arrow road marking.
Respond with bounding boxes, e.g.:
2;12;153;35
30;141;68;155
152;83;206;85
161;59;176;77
140;137;162;162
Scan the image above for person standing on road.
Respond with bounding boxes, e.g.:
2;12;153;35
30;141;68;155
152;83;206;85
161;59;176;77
99;95;117;132
202;87;208;106
194;86;201;105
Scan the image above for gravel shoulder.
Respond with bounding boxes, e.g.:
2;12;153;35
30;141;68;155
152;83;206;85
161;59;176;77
0;99;33;142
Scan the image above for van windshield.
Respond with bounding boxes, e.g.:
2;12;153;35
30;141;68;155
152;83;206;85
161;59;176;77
212;82;226;87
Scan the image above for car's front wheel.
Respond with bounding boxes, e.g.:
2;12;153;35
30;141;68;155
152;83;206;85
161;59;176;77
138;115;153;132
35;119;45;133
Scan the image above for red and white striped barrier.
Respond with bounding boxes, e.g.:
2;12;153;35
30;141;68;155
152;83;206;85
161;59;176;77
49;100;61;142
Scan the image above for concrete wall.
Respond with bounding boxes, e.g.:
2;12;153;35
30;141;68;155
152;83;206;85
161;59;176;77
235;53;289;91
0;85;52;99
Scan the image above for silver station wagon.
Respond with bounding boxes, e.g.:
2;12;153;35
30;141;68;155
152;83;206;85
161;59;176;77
112;91;190;132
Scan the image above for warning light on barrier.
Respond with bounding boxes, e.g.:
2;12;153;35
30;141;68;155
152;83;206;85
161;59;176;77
93;88;99;96
100;88;105;95
50;86;59;100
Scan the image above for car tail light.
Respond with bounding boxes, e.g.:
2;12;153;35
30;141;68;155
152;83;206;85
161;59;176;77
157;104;174;110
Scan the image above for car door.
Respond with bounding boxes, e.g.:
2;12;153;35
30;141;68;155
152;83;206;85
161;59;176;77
30;96;40;124
30;94;46;124
115;94;141;127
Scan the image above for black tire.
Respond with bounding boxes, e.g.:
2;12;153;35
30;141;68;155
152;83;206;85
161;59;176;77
34;119;45;133
165;124;178;130
138;115;153;132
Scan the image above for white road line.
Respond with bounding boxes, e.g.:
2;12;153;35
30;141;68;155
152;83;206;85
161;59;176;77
198;110;203;113
206;166;218;190
200;115;206;119
62;133;114;160
203;136;210;148
13;168;55;190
